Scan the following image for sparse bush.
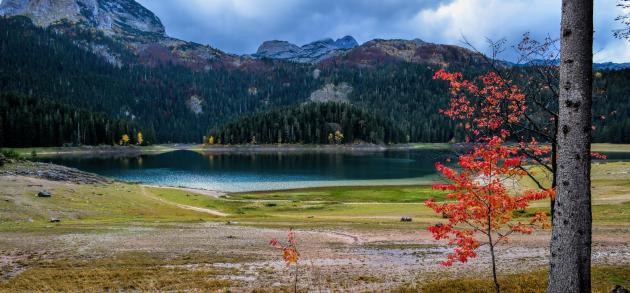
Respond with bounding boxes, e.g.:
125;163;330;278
0;149;20;159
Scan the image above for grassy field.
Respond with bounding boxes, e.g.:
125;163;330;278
1;154;630;291
399;266;630;293
230;185;446;203
0;177;217;231
0;252;238;292
3;145;181;157
2;159;630;230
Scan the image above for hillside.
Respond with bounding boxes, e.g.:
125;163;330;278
209;102;406;145
0;16;321;144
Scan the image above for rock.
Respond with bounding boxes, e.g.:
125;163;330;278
309;83;353;103
37;191;52;198
255;36;358;63
50;218;61;223
256;40;303;60
611;285;629;293
400;217;412;222
0;0;166;38
334;36;359;49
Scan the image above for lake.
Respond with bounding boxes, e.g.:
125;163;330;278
40;149;453;192
40;149;630;192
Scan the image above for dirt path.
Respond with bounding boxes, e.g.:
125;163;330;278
139;186;229;217
141;184;225;198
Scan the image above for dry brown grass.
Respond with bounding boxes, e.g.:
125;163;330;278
394;266;630;293
0;253;237;292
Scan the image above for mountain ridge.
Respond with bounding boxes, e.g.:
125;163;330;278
2;0;628;70
254;36;359;63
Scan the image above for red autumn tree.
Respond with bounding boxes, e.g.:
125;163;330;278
426;136;552;293
270;228;300;292
426;70;554;293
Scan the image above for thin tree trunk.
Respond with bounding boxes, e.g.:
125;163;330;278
294;264;298;293
487;212;501;293
550;131;557;219
489;238;500;293
548;1;593;292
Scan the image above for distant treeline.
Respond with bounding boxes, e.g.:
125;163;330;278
209;102;406;145
0;93;144;147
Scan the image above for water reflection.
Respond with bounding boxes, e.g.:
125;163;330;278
42;149;629;192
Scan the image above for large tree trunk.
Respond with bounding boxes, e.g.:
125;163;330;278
548;1;593;293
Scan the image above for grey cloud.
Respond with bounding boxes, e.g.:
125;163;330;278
136;0;629;62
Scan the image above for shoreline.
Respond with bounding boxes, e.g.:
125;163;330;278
6;143;629;158
193;143;452;154
6;143;453;158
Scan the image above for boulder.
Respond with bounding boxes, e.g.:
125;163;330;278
37;190;52;198
611;285;629;293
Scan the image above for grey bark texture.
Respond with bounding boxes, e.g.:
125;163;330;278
548;1;593;293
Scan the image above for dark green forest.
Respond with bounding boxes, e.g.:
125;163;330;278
0;16;321;144
1;16;629;147
0;92;139;147
210;102;406;145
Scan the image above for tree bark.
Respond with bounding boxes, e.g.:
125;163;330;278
548;1;593;293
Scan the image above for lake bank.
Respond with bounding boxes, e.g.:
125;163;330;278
6;142;630;157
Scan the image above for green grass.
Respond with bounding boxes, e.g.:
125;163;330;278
3;160;630;231
592;143;630;153
0;180;217;231
147;186;444;228
5;145;178;157
230;185;446;203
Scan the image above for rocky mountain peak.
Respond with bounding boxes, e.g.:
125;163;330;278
0;0;165;38
255;36;359;63
334;36;359;49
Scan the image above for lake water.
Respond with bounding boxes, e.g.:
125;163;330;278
41;149;630;192
40;149;452;192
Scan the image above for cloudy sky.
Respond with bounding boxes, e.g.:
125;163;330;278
136;0;630;62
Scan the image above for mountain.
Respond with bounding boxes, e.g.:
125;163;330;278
0;0;247;69
0;0;165;38
519;59;630;71
255;36;359;63
321;38;489;68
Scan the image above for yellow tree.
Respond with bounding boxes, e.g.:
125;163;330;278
121;134;130;146
334;130;344;144
251;135;257;145
208;136;215;145
137;132;143;145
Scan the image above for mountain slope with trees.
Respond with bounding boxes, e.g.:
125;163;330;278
209;102;406;145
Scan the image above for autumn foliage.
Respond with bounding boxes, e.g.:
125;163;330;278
426;136;552;266
270;228;300;266
426;70;555;292
270;229;300;292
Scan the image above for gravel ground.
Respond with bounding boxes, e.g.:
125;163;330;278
0;223;628;291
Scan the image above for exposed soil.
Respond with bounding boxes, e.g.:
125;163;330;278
0;224;628;291
0;161;109;184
